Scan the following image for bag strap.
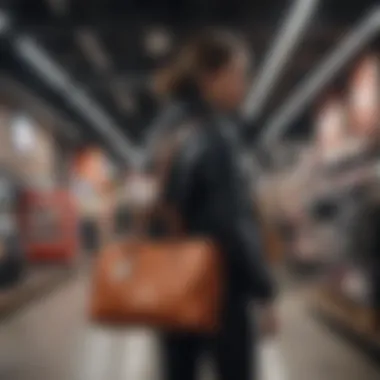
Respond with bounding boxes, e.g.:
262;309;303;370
134;125;193;237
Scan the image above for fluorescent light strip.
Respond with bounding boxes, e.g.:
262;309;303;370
16;37;70;91
261;7;380;147
0;10;10;34
14;36;140;164
0;76;81;141
243;0;319;121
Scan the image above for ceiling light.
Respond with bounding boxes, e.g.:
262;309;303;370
144;28;172;58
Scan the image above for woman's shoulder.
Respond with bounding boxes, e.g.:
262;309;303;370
156;102;236;160
174;121;210;163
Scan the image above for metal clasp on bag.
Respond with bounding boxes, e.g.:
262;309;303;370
111;259;133;282
110;246;135;282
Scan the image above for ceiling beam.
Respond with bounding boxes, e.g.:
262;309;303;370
12;33;142;166
243;0;320;121
20;22;348;43
260;6;380;147
0;76;80;142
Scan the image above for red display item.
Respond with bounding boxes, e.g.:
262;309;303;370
21;190;79;264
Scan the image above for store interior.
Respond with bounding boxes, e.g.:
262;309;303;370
0;0;380;379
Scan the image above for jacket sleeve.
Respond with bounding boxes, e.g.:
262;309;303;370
205;132;276;301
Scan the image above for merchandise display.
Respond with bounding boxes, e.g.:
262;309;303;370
270;54;380;343
21;190;79;264
311;157;380;322
309;169;379;336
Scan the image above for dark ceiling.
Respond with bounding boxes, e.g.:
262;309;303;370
0;0;379;163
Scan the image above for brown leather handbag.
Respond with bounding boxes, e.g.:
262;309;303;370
89;237;222;332
89;127;223;333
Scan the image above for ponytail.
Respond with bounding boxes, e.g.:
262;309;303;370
159;30;245;100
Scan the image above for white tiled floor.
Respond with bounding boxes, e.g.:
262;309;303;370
0;274;378;380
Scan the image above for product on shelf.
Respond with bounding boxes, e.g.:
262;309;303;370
21;190;79;264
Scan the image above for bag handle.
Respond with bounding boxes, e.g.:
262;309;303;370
132;127;191;239
133;198;185;239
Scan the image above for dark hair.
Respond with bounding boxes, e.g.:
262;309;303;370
161;30;247;100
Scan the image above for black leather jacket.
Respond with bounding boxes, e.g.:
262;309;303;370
157;102;275;302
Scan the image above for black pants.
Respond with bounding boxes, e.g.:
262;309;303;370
162;301;256;380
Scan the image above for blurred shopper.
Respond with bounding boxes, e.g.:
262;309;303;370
154;30;276;380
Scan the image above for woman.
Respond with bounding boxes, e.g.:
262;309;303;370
155;30;277;380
